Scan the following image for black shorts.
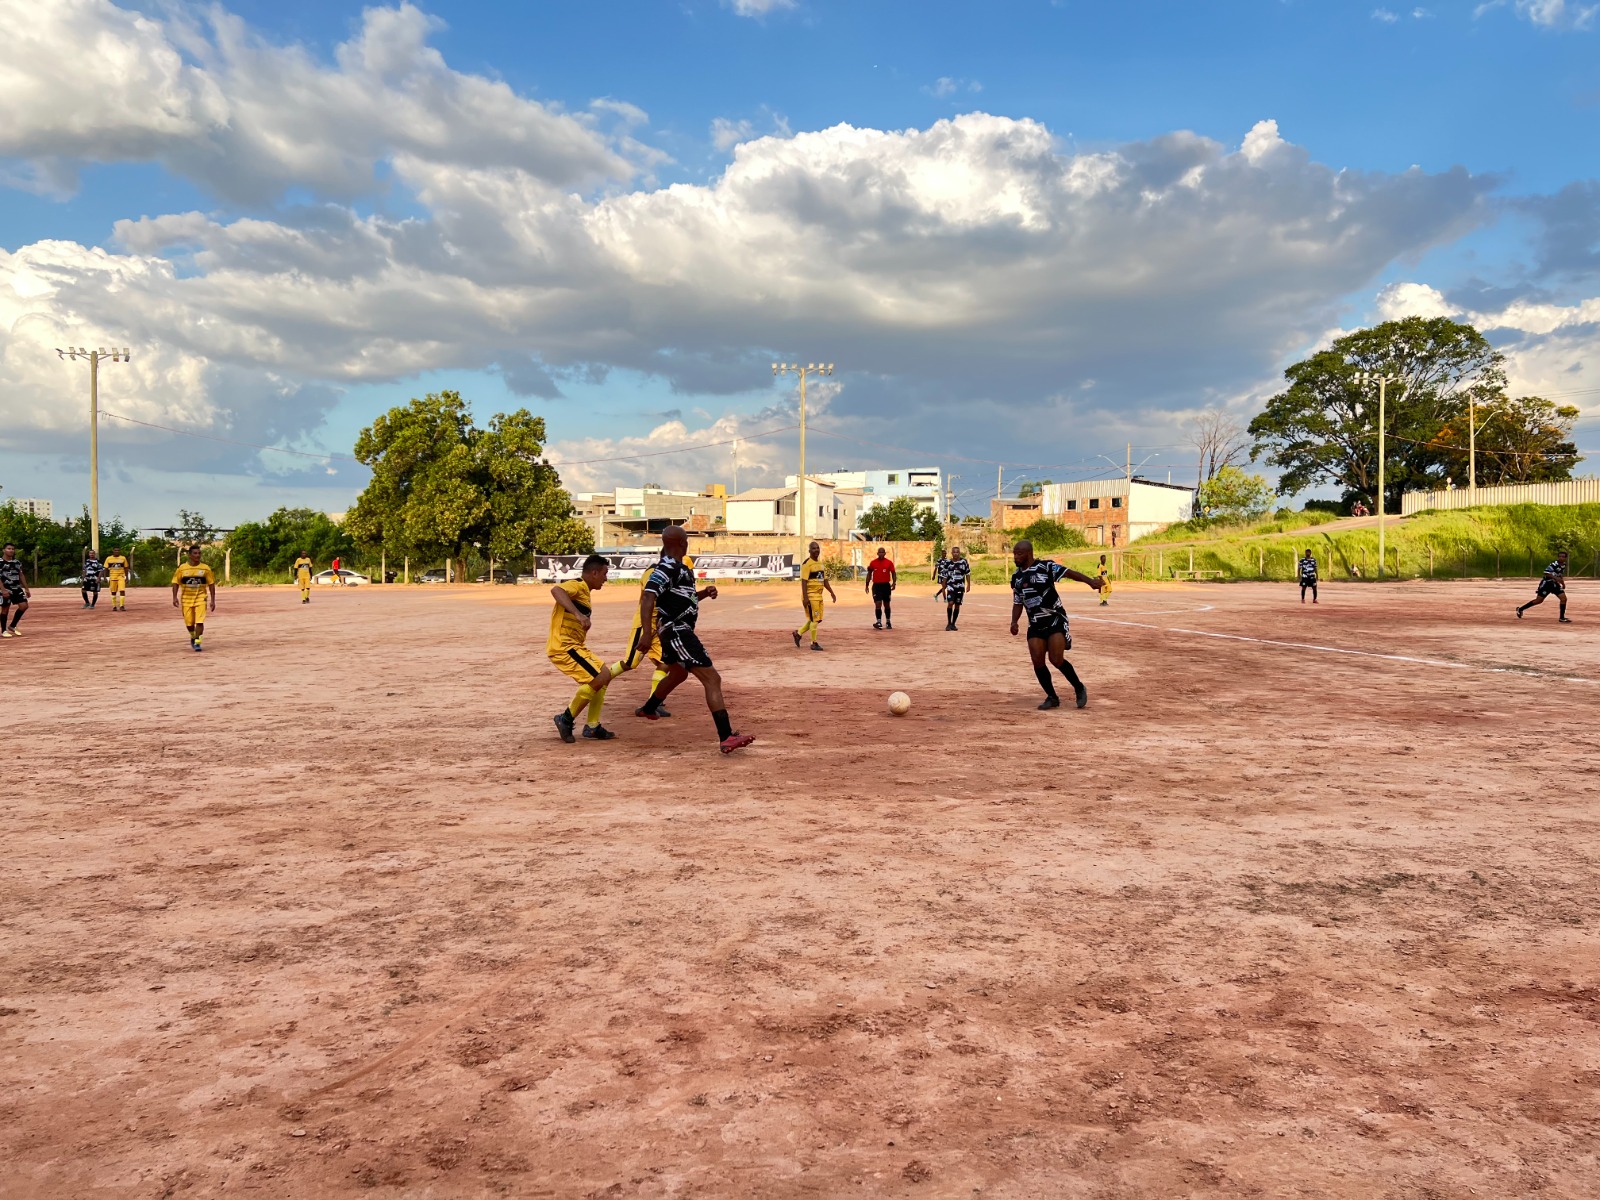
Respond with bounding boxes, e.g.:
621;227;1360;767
1537;579;1565;598
945;584;967;604
1026;614;1070;646
871;582;893;602
1300;577;1317;588
83;579;100;592
660;625;713;669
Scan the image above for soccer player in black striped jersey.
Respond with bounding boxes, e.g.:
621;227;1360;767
81;551;104;609
1009;539;1103;709
634;527;755;753
934;546;971;630
1517;552;1571;623
1298;550;1319;604
0;544;29;638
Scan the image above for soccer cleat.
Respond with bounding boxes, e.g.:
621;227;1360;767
873;620;882;629
885;622;892;630
657;707;672;718
719;732;756;754
792;630;802;648
1074;682;1088;709
811;643;825;651
1038;695;1061;710
193;642;203;652
582;724;617;741
634;706;661;721
1560;616;1573;624
1516;608;1524;619
553;711;577;743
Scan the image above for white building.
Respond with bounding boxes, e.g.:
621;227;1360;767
1039;478;1195;545
7;498;52;519
725;481;863;539
785;467;945;532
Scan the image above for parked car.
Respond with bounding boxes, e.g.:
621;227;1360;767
417;568;450;583
61;568;138;586
474;568;517;584
516;572;541;585
313;568;369;586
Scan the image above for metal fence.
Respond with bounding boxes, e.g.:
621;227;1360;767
1402;479;1600;516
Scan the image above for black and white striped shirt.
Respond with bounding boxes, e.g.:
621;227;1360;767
1298;555;1318;583
644;556;699;632
941;557;971;591
1010;559;1070;626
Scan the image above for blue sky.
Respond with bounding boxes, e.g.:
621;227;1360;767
2;0;1597;524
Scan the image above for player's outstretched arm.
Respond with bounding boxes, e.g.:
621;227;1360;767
1063;568;1102;590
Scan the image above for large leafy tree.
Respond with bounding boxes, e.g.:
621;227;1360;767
1248;317;1507;511
1198;465;1275;521
860;496;942;540
1434;394;1582;486
346;391;591;569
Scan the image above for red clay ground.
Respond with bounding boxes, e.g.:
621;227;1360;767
3;577;1598;1198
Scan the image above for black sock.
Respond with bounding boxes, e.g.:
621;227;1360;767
9;610;21;630
883;603;892;624
642;692;664;715
1034;665;1057;699
874;604;882;621
1055;659;1082;688
712;709;733;740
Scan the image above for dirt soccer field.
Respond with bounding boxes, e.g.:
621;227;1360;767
4;577;1598;1198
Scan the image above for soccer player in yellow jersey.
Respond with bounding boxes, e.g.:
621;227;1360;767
171;546;216;651
792;541;837;651
293;551;314;603
549;554;624;743
1097;553;1111;607
619;552;693;716
103;546;130;611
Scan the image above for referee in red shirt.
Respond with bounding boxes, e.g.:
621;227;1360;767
865;547;897;629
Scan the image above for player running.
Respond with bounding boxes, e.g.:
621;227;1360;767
619;551;693;718
793;541;837;651
549;554;624;743
1298;549;1319;604
633;526;754;754
934;545;971;631
104;546;130;610
0;544;30;638
1517;552;1572;624
293;551;314;603
171;546;216;651
81;549;104;609
1010;539;1103;710
866;547;897;629
1096;554;1111;607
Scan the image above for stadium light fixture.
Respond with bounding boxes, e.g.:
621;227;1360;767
56;344;132;557
1355;370;1403;579
773;361;836;546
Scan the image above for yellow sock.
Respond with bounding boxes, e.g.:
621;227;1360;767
586;687;606;728
568;685;593;718
649;669;668;699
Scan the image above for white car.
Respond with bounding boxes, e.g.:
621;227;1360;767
313;568;369;586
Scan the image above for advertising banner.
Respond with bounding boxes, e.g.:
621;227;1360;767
532;553;794;582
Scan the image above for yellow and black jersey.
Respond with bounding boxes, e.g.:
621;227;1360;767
800;558;827;596
172;563;215;603
104;554;129;578
293;556;313;579
547;579;592;656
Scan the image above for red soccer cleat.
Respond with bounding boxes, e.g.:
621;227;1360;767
719;733;756;754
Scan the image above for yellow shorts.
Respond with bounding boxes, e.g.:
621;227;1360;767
803;593;825;624
297;574;311;589
551;646;606;685
182;600;207;626
108;577;126;594
623;626;660;671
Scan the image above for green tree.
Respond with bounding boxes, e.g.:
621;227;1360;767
346;391;591;571
1249;317;1506;511
165;509;217;544
860;496;926;540
227;507;355;572
1015;518;1087;552
0;505;139;583
913;506;943;540
1435;395;1582;486
1198;465;1275;521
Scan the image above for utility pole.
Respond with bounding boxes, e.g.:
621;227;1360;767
733;438;740;496
1468;396;1505;505
773;362;833;551
56;345;131;557
1126;442;1132;482
1356;371;1403;579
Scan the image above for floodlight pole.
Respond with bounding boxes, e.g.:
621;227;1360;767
1357;371;1402;579
56;346;131;557
773;362;834;551
1468;397;1505;505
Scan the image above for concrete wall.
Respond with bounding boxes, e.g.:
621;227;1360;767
1401;477;1600;515
688;535;938;565
990;498;1042;530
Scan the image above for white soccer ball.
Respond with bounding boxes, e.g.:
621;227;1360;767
887;691;911;716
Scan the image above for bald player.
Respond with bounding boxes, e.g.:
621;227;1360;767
633;527;755;753
1010;538;1103;709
